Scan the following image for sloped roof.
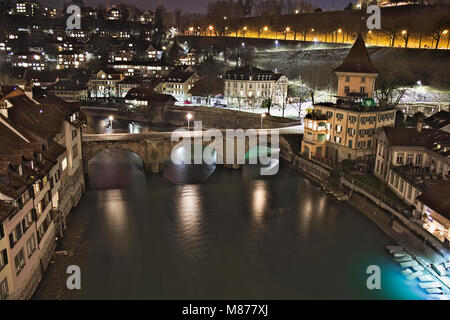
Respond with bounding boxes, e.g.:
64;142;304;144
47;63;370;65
225;65;284;81
425;110;450;130
48;79;87;91
162;71;196;83
417;180;450;219
189;77;224;96
334;34;378;74
382;127;450;157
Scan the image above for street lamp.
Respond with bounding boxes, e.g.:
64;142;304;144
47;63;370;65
108;115;114;130
295;9;299;14
209;25;213;36
261;113;266;129
187;113;193;130
285;27;290;40
264;26;268;38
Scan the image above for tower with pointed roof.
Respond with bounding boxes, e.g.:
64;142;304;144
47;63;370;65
334;34;378;99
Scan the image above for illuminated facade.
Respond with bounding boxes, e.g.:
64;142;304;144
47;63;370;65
301;112;331;160
224;65;288;108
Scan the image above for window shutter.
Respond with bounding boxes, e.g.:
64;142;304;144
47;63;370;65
0;224;4;239
2;249;7;265
9;234;14;249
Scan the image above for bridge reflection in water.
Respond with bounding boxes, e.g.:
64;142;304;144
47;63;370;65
163;143;281;184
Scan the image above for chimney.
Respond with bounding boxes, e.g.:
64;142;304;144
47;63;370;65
417;115;424;133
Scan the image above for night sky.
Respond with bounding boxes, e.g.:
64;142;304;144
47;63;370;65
41;0;353;13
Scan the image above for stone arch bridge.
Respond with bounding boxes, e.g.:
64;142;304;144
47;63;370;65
82;129;298;173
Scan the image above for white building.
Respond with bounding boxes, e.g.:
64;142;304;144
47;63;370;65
224;65;288;108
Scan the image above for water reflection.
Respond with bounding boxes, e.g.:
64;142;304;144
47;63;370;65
88;149;146;189
175;185;202;244
163;144;216;185
251;180;267;226
42;148;428;300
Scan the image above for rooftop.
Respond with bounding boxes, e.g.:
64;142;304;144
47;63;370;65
425;110;450;130
334;34;378;74
417;180;450;219
225;65;284;81
382;127;450;157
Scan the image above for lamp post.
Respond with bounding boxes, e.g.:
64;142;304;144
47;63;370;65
108;115;114;131
187;113;193;131
285;27;290;40
261;113;266;129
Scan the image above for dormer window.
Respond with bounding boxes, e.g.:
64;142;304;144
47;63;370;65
30;160;34;169
18;164;23;176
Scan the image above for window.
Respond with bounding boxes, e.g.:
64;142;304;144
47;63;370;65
390;172;395;185
0;224;4;240
361;77;366;83
396;153;404;164
14;249;26;275
22;211;33;232
55;169;61;183
376;160;380;173
336;125;342;133
32;182;40;197
61;157;68;171
360;87;365;94
345;76;350;82
0;277;8;300
72;130;77;140
72;144;78;160
416;154;422;166
406;154;413;165
26;235;36;258
408;185;412;199
9;223;23;249
344;86;350;94
0;249;7;270
399;179;404;192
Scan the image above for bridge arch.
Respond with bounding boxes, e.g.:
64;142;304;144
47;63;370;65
83;140;146;172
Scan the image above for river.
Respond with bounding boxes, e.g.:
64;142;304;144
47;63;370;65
33;146;427;299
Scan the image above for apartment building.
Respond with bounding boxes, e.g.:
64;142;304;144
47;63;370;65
155;71;200;101
11;51;46;71
0;86;85;299
47;80;88;102
374;120;450;210
313;34;395;162
224;65;288;109
56;51;86;70
88;69;125;99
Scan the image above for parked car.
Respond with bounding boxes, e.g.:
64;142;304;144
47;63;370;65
184;100;192;104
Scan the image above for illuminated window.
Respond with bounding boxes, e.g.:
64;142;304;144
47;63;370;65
61;157;67;171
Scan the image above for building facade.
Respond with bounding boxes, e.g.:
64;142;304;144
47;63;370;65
374;123;450;211
301;112;331;160
312;34;395;162
0;87;85;299
224;65;288;109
